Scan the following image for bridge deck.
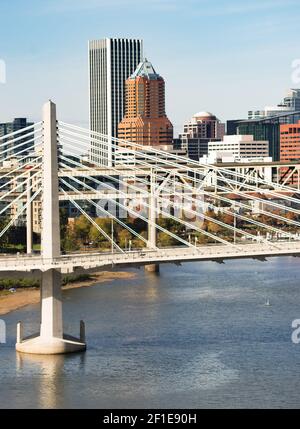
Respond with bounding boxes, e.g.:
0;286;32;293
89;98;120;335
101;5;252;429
0;241;300;276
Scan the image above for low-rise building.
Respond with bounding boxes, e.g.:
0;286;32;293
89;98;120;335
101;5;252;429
207;135;269;159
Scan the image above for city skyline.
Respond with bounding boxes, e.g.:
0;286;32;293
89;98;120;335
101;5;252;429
0;0;300;134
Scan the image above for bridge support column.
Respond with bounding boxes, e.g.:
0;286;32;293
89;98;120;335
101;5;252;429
145;170;160;274
16;101;86;355
26;171;33;254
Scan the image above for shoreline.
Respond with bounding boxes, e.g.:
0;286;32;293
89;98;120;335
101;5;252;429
0;271;136;317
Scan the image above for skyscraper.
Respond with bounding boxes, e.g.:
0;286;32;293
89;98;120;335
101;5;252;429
118;58;173;147
88;38;143;166
173;112;225;160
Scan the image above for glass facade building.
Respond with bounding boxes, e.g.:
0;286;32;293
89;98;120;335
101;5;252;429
89;38;143;166
227;112;300;161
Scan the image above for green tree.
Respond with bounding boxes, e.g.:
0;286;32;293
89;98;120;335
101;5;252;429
89;217;112;247
157;231;177;247
73;215;91;243
117;229;132;248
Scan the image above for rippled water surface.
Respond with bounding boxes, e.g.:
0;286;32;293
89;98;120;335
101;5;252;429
1;257;300;408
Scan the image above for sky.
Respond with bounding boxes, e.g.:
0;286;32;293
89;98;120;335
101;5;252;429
0;0;300;134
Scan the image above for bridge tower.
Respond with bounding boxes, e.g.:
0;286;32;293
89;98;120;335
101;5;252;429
16;101;86;354
145;169;160;273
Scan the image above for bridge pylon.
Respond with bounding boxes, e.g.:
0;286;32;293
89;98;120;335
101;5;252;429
16;101;86;355
145;169;160;273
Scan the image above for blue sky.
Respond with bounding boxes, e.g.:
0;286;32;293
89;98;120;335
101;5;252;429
0;0;300;133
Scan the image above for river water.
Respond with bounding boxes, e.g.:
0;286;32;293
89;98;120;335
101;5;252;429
1;257;300;408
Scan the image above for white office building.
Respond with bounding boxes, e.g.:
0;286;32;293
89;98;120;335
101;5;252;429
89;38;143;166
206;135;269;160
200;136;272;188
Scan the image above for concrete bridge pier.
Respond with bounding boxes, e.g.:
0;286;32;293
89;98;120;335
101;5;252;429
16;269;86;354
145;170;160;274
16;100;86;355
145;263;160;273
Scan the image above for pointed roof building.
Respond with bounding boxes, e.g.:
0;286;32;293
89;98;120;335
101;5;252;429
130;58;161;80
118;58;173;147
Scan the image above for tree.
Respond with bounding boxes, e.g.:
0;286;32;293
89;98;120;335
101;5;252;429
117;229;132;248
73;215;91;243
207;221;224;235
133;230;147;249
157;232;177;247
0;217;12;248
89;218;112;247
60;208;69;239
62;226;80;252
222;213;234;225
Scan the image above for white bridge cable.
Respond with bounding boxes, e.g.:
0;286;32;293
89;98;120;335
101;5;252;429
110;140;300;208
0;161;43;193
57;125;300;208
58;153;283;248
0;128;42;151
58;157;239;249
60;187;125;254
60;173;198;250
59;178;154;249
57;131;300;216
158;174;295;240
58;146;297;241
0;154;43;180
59;121;300;199
0;122;42;143
0;174;42;218
113;154;300;232
0;187;42;240
0;142;43;167
96;151;300;237
58;140;299;239
0;167;42;203
0;143;41;170
83;163;288;246
0;134;43;161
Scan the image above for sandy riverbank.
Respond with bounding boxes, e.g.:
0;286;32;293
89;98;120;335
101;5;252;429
0;271;136;316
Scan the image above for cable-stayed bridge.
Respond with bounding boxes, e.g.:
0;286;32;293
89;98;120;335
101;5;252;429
1;101;300;354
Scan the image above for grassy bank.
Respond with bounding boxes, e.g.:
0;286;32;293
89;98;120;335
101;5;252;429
0;271;136;316
0;274;92;293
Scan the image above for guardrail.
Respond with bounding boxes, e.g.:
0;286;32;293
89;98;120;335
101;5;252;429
0;241;300;272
